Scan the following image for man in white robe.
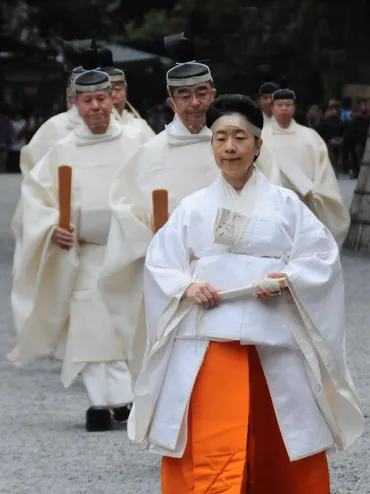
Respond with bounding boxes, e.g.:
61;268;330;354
263;88;350;247
259;81;279;126
98;47;155;139
10;65;86;278
99;35;281;370
12;48;154;278
10;69;147;431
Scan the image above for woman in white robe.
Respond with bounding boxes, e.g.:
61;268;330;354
129;94;364;493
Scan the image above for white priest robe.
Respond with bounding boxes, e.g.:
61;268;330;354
10;118;147;407
262;119;350;247
99;116;280;377
128;170;364;461
119;110;156;139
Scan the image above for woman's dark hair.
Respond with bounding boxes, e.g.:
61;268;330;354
206;94;264;138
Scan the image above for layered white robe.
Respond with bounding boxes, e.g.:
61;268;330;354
10;119;147;405
100;116;281;360
11;107;83;278
263;120;350;247
128;171;364;461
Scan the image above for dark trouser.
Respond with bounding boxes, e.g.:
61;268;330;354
327;143;342;174
342;140;358;176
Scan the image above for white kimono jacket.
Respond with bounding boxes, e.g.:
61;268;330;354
128;171;363;461
99;116;280;377
10;119;147;387
263;120;350;247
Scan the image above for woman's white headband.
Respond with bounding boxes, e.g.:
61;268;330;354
210;113;262;138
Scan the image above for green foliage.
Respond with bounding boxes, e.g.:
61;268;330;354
123;0;344;68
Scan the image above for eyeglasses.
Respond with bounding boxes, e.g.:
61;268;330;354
174;90;212;104
112;86;125;94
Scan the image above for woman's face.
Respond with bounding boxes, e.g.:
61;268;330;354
212;122;262;185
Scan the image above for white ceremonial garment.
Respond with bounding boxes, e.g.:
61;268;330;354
263;119;350;246
11;106;82;277
128;170;364;461
119;110;156;139
100;116;281;365
10;118;147;406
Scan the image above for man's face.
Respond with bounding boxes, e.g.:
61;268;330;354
168;82;216;134
259;93;273;117
76;90;113;130
272;99;295;126
111;83;127;116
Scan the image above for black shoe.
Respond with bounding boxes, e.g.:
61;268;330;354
85;407;113;432
112;404;132;423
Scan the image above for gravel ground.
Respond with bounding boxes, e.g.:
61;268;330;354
0;175;368;494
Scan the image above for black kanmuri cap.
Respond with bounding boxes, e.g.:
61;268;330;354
98;47;126;84
259;82;279;95
164;33;212;88
272;88;296;101
73;70;110;93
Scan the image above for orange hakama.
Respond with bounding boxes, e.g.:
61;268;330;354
161;341;330;494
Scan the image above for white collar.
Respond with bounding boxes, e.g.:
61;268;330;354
75;117;122;146
166;114;212;146
271;119;298;135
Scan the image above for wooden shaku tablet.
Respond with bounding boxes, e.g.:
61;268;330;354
58;165;72;231
152;189;169;233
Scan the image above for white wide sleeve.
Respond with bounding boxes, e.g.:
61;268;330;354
128;205;194;444
308;132;350;247
144;203;194;345
10;148;78;364
282;196;364;450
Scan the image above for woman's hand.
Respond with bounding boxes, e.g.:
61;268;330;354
255;272;286;300
182;283;221;309
52;226;74;250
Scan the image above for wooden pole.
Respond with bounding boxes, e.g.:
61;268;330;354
152;189;168;233
58;165;72;231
